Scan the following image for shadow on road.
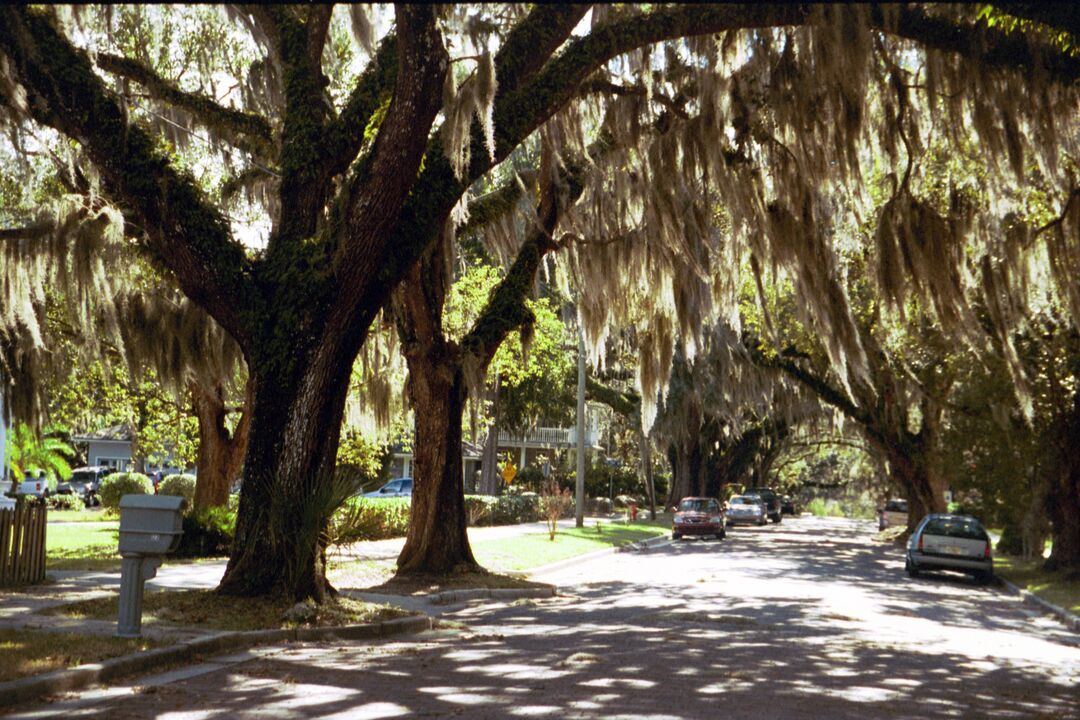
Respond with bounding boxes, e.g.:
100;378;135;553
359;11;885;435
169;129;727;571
24;518;1080;719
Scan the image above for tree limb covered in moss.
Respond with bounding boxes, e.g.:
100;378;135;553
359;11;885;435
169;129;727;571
585;377;640;421
0;6;254;348
493;5;591;95
322;32;399;180
96;53;275;159
872;4;1080;84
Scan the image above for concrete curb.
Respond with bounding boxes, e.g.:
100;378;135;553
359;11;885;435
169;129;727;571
527;532;673;577
0;614;432;708
428;586;557;606
998;577;1080;632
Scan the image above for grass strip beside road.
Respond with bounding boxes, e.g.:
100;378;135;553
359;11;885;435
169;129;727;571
471;523;670;573
44;589;412;632
0;629;160;684
46;522;120;571
994;555;1080;615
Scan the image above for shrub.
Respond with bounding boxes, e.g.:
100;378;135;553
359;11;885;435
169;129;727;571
328;497;411;546
99;472;154;512
540;488;574;540
158;474;196;505
464;494;544;526
47;493;85;511
175;506;236;557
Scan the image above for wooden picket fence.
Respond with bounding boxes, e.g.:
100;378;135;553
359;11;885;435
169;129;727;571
0;502;47;586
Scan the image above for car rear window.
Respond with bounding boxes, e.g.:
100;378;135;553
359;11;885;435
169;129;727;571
679;499;710;512
885;500;908;512
729;497;752;505
923;517;987;541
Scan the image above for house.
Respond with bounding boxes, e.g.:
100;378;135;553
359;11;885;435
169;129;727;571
385;439;483;482
495;403;607;470
70;423;179;475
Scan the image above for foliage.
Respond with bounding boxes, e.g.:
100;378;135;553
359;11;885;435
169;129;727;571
46;493;85;512
98;472;153;512
5;423;74;483
540;486;574;540
328;497;411;546
464;494;544;527
174;506;236;558
157;473;196;505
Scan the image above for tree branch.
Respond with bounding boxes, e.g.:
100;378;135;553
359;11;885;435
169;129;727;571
0;7;254;349
322;32;399;180
872;4;1080;85
305;5;334;71
96;53;275;160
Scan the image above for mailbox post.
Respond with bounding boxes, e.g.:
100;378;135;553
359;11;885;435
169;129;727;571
116;494;186;638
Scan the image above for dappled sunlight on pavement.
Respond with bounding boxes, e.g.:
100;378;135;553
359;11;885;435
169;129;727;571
7;516;1079;718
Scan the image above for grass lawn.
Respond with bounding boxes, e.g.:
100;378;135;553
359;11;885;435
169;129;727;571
46;521;120;571
471;522;669;573
0;629;160;683
994;554;1080;615
44;589;411;632
47;509;114;523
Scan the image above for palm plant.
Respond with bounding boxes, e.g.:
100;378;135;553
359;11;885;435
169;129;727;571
6;423;75;485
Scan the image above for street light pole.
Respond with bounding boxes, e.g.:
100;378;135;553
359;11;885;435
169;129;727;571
575;326;586;528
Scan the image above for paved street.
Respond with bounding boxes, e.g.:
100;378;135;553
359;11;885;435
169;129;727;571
9;517;1079;719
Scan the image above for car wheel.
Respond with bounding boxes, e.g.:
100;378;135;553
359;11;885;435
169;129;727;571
757;518;767;526
905;557;920;578
672;533;682;541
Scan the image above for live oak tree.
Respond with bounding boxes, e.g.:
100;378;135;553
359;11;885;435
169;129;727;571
2;4;1078;600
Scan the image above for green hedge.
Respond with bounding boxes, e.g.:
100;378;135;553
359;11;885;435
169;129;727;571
99;472;154;512
175;506;236;558
158;474;196;505
46;493;85;511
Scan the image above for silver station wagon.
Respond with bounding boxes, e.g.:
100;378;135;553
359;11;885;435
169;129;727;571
906;514;994;584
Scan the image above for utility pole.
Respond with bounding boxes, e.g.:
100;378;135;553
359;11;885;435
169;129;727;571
575;326;586;527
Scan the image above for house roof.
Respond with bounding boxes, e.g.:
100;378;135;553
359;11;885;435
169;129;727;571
71;423;134;443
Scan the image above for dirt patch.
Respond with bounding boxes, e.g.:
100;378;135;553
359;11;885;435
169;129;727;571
362;568;553;596
41;589;413;631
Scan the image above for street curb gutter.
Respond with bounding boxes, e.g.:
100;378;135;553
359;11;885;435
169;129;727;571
429;586;557;606
998;577;1080;632
526;532;674;577
0;614;432;708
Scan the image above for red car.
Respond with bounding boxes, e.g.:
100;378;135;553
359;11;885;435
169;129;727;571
672;497;726;541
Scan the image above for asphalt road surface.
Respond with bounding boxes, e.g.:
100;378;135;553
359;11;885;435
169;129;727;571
11;516;1080;719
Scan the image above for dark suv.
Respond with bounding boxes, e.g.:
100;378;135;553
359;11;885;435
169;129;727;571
742;488;782;523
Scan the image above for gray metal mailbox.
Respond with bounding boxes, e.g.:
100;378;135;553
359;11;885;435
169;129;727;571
118;494;186;554
116;494;187;638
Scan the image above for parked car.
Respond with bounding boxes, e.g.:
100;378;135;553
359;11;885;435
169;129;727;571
742;488;782;523
363;477;413;498
878;498;909;531
57;466;113;498
726;495;768;526
18;472;56;498
672;497;726;541
906;513;994;584
780;495;798;515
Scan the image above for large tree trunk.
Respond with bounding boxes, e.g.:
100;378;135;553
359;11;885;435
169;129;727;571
1045;393;1080;572
396;357;479;573
667;438;704;507
217;342;353;601
191;379;251;511
883;439;945;533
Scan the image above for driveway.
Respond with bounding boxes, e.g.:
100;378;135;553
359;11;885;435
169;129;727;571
9;516;1079;718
